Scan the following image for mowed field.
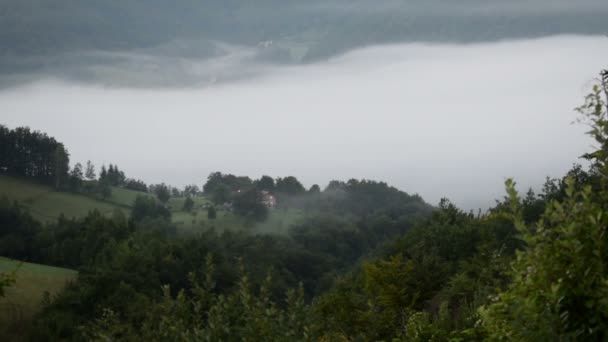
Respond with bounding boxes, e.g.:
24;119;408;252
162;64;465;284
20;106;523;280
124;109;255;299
0;175;148;222
0;258;77;338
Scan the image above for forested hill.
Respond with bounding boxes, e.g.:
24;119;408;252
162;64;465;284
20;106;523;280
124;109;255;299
2;0;607;69
0;122;438;339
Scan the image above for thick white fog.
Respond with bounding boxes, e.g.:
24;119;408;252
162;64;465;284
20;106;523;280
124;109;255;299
1;35;607;210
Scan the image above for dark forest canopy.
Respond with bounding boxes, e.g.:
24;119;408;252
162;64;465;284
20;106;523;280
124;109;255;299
0;125;69;189
0;125;147;200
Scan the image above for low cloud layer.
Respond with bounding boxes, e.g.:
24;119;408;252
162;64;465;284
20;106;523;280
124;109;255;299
1;35;606;210
303;0;608;15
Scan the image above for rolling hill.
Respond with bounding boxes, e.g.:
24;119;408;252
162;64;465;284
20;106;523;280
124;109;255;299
0;175;305;235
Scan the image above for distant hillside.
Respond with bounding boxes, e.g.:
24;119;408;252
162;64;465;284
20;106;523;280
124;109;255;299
0;175;146;222
0;175;307;235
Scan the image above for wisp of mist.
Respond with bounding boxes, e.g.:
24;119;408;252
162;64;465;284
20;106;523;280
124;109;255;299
1;35;606;210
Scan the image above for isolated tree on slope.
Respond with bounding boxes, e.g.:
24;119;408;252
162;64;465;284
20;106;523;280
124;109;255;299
85;161;96;181
154;183;171;204
69;162;84;192
100;165;107;181
183;196;194;212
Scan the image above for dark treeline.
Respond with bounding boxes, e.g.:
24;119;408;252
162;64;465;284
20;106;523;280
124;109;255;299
99;164;126;187
0;125;69;189
203;172;308;200
0;124;149;201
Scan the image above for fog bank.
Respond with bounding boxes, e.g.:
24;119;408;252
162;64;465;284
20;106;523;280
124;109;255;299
1;35;606;210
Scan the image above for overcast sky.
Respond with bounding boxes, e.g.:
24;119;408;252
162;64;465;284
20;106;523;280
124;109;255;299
1;35;606;210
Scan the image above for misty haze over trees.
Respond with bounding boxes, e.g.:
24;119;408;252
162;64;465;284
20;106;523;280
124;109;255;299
2;1;608;341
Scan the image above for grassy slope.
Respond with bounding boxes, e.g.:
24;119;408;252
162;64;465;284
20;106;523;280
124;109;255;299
0;175;305;235
0;175;149;222
108;186;154;208
0;258;77;336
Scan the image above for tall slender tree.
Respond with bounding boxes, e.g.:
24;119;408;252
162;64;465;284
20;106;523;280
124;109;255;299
52;144;69;190
85;161;96;181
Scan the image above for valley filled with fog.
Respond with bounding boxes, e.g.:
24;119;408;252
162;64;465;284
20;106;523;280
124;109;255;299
4;1;608;340
2;35;606;210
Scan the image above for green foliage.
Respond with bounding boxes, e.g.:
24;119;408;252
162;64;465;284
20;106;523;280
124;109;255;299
313;197;518;341
275;176;306;195
577;84;608;165
255;175;276;192
207;205;217;220
210;183;231;205
101;164;126;187
0;258;74;339
317;179;432;218
480;81;608;340
0;269;16;299
204;172;252;196
233;188;269;222
152;183;171;204
131;195;171;222
84;257;314;341
480;178;608;340
124;178;148;192
85;160;96;181
68;162;84;192
0;126;71;187
182;196;194;212
308;184;321;194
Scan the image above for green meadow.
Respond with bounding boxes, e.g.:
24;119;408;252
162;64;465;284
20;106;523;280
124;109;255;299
0;258;77;339
0;175;151;222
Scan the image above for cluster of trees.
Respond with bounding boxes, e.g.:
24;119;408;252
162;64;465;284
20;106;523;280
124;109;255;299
203;172;310;200
0;125;148;201
131;195;171;223
148;183;203;205
202;171;430;222
203;172;308;221
70;160;148;201
149;183;171;204
99;164;126;187
65;161;112;199
0;125;70;189
124;178;148;192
